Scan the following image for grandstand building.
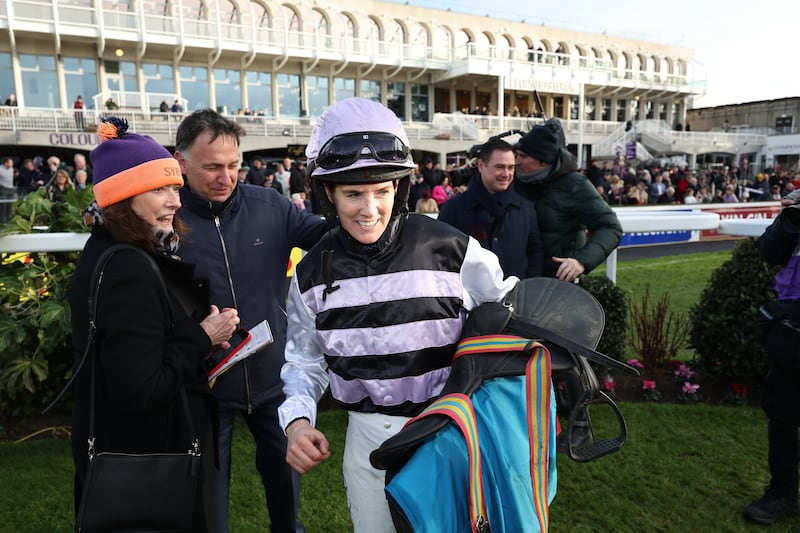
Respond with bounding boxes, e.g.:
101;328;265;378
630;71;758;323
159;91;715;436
0;0;757;168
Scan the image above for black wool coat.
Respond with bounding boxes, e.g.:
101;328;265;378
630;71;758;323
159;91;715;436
69;226;217;496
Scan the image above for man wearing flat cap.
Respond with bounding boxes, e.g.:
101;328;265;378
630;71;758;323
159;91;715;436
513;120;621;282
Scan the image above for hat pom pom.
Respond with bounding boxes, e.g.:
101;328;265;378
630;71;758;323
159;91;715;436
97;117;129;142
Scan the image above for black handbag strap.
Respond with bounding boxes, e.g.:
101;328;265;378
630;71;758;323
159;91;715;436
42;244;136;414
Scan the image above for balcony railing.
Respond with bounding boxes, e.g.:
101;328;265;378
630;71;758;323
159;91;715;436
1;0;700;91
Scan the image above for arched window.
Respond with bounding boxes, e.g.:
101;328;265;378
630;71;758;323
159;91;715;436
313;8;329;35
284;5;301;32
555;43;568;65
219;0;238;24
386;19;404;57
181;0;209;37
365;16;381;43
345;14;357;38
408;23;428;59
183;0;206;20
256;3;271;27
497;34;513;60
103;0;132;12
141;0;172;32
142;0;170;17
619;52;631;79
474;31;492;58
387;19;404;45
432;26;450;61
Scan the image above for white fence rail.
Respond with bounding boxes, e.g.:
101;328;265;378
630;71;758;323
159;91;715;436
0;203;780;282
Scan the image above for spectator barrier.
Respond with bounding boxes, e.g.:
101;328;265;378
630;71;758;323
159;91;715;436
0;202;782;283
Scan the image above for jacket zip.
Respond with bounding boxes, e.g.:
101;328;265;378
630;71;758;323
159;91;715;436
213;211;253;413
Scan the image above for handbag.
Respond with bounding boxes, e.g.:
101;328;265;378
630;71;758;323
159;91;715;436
49;244;202;532
76;387;201;532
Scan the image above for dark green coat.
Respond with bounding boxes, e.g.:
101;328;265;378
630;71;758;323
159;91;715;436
515;152;622;278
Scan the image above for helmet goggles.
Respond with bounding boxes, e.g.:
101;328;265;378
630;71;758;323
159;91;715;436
315;131;410;171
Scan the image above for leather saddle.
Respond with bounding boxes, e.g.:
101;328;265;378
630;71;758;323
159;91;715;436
370;277;639;472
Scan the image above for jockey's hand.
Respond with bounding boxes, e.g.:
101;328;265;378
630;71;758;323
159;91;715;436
553;256;586;283
286;418;331;474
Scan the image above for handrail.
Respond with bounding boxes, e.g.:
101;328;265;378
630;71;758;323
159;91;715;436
0;232;89;253
0;203;779;283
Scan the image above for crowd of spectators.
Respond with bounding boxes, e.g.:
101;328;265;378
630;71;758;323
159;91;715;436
229;152;798;221
2;140;796;226
0;151;97;222
584;159;799;207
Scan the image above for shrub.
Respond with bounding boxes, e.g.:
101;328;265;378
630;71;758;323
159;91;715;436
689;237;780;382
628;285;691;376
0;187;94;417
579;274;628;362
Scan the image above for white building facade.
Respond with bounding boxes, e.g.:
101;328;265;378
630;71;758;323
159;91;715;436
0;0;719;164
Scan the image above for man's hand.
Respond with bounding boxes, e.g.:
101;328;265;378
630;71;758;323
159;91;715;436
553;256;585;283
286;418;331;474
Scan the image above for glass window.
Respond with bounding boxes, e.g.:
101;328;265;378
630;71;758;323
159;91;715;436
616;99;627;122
334;77;355;103
178;65;209;111
569;95;579;120
276;73;301;117
671;103;681;128
121;60;139;93
601;98;611;121
0;53;13;105
306;75;329;118
64;57;98;109
553;96;564;119
104;60;139;108
410;83;428;122
645;101;654;119
387;82;405;120
584;96;596;121
360;79;381;102
142;62;175;100
214;67;241;115
631;98;640;120
246;71;273;116
659;102;667;121
19;54;59;108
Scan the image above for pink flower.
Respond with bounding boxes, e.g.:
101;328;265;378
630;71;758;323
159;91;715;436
603;376;615;392
627;359;646;370
674;364;695;380
642;380;657;391
682;382;700;395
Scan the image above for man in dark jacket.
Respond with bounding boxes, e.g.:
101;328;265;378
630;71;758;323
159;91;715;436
174;109;327;533
420;158;443;188
439;138;543;279
514;120;622;281
245;156;267;187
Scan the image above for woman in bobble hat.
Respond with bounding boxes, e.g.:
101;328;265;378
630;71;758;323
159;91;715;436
69;117;240;532
278;98;519;532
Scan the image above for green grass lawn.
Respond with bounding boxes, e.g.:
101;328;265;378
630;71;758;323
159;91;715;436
4;242;793;532
1;405;794;532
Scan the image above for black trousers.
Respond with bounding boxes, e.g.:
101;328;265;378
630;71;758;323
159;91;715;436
763;366;800;496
